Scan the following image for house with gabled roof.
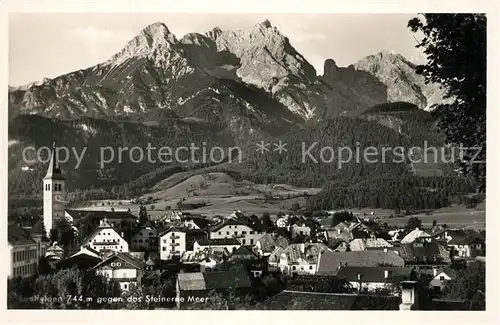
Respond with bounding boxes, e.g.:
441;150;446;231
336;266;416;294
193;238;241;254
221;246;265;277
66;209;138;229
427;267;458;292
349;238;393;252
316;251;405;276
56;245;102;270
401;228;432;244
448;236;484;258
278;243;332;276
181;248;225;270
209;217;264;246
80;218;129;256
176;269;252;309
396;240;451;269
254;233;289;257
93;251;146;291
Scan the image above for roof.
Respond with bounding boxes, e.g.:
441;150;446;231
349;238;393;251
336;266;414;282
401;228;431;244
8;224;36;246
66;209;138;221
196;238;241;246
203;269;251;290
268;246;284;263
256;233;289;252
396;241;451;264
57;252;102;270
93;252;146;270
43;143;65;180
81;223;123;246
227;246;259;260
317;251;405;275
209;218;259;232
177;272;206;291
181;249;226;264
177;269;251;291
448;236;483;245
258;291;401;310
280;243;331;265
183;217;211;230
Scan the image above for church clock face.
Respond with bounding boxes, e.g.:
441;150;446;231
55;194;63;202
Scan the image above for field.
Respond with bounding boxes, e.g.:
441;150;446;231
72;171;485;229
74;172;321;219
383;204;486;230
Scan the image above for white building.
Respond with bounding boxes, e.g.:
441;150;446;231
93;252;145;291
193;238;241;254
336;266;414;295
209;219;263;246
8;224;47;278
277;243;331;276
80;218;129;255
159;227;187;260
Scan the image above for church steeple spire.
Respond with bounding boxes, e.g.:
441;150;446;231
43;142;65;180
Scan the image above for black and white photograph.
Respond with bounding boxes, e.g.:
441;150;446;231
4;1;494;319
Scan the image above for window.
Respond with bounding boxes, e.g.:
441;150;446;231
218;232;222;235
242;239;246;245
242;231;247;235
234;232;238;235
124;284;128;290
226;232;229;235
47;184;50;191
292;266;296;270
250;231;255;235
162;247;166;251
13;252;16;263
440;276;445;281
171;239;175;244
309;265;313;270
163;239;167;244
250;239;254;245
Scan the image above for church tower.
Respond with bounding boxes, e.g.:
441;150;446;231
43;143;66;235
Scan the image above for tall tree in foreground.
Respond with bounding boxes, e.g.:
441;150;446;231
408;14;486;192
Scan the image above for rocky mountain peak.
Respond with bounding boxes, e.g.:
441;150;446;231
256;19;272;29
205;26;223;40
106;21;177;65
323;59;338;80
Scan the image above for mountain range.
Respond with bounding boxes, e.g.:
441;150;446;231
8;20;453;200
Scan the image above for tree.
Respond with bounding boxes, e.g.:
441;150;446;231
406;217;422;230
444;262;485;310
432;220;437;227
139;204;148;224
408;14;486;192
32;268;122;309
332;211;353;226
261;212;274;231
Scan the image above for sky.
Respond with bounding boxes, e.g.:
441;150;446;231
8;13;426;86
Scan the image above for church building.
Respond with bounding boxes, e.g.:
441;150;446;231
43;144;67;235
